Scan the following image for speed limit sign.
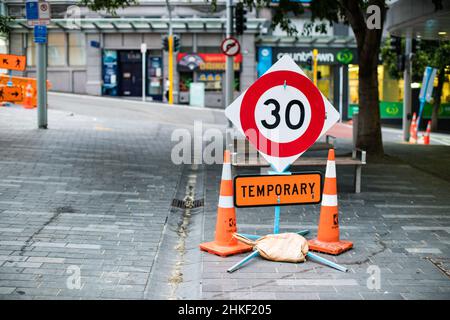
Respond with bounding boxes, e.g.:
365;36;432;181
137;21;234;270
225;55;340;172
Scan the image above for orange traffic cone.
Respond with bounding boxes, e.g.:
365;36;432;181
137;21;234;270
409;113;417;144
22;84;34;109
423;120;431;145
308;149;353;255
200;150;253;257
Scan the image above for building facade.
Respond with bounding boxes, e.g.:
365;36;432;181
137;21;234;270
4;0;360;114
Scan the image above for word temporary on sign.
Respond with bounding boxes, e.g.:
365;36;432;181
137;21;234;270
0;54;26;71
225;55;340;172
0;86;23;102
234;172;322;208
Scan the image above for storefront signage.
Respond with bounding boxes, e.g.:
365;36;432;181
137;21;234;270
336;49;354;64
272;47;357;65
102;50;118;96
348;102;450;119
177;53;242;72
257;47;273;78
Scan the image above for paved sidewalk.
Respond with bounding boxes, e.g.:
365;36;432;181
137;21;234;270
197;141;450;300
0;103;188;299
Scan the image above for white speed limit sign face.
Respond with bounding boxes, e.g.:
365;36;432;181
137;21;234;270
254;85;313;143
225;55;340;172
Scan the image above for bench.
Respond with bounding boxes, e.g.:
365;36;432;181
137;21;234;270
230;138;366;193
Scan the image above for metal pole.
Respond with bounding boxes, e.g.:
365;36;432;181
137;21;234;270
37;42;47;129
142;49;146;102
339;65;343;121
402;35;412;141
165;0;174;104
312;48;318;86
225;0;234;111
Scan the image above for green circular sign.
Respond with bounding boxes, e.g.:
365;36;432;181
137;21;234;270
337;49;354;64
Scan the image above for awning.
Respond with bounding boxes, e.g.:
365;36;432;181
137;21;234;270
386;0;450;40
10;17;269;33
256;35;357;48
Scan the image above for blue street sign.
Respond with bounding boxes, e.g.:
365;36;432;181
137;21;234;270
26;1;39;20
34;25;47;43
417;66;438;129
419;66;437;103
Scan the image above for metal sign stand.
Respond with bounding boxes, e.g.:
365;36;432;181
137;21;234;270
227;166;348;273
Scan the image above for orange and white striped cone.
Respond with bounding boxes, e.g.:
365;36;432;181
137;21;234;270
409;113;417;144
423;120;431;145
308;149;353;255
22;84;34;109
199;150;253;257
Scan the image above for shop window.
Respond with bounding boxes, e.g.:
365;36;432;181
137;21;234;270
303;65;333;102
234;71;240;92
180;72;193;92
198;72;222;91
69;33;86;66
348;64;403;104
48;33;66;66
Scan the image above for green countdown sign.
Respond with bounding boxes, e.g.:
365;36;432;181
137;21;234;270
348;102;450;119
336;49;354;65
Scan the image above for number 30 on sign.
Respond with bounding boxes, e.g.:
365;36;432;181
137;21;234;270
225;55;340;172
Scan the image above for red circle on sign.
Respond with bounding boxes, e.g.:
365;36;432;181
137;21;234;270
240;70;325;158
221;37;240;57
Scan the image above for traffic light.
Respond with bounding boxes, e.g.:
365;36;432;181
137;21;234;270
390;36;402;55
173;35;180;52
162;37;169;51
235;2;247;35
397;54;405;72
304;57;312;71
412;38;421;53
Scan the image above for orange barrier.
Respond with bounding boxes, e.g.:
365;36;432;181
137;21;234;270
22;84;34;109
200;150;253;257
308;149;353;255
409;112;417;144
0;54;26;71
0;75;52;108
422;120;431;145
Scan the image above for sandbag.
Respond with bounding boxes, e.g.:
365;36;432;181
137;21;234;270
234;233;309;263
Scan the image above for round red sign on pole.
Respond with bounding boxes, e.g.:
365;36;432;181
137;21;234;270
221;37;240;57
239;70;326;158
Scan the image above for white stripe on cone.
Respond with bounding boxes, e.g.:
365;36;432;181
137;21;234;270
219;195;234;208
321;193;338;206
221;163;232;180
325;160;336;178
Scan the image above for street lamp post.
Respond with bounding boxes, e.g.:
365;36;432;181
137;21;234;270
141;43;147;102
403;35;412;141
36;37;47;129
165;0;174;104
225;0;234;128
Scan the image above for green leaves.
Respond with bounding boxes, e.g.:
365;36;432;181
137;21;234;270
0;15;14;36
78;0;138;15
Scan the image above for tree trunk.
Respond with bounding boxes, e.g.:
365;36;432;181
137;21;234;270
340;0;385;159
356;49;384;157
431;68;445;132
